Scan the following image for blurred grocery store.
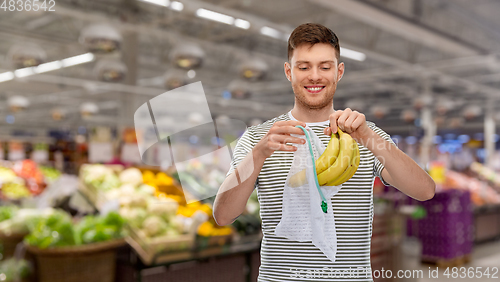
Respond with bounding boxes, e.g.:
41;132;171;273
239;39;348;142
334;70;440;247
1;0;500;281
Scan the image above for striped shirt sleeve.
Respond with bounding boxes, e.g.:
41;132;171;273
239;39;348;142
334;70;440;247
368;122;397;186
226;126;256;177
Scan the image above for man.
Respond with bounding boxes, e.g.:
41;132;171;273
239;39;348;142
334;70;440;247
214;23;435;281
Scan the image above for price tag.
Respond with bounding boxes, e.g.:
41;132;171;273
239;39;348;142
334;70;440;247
121;144;142;164
8;150;25;161
88;142;113;163
32;150;49;163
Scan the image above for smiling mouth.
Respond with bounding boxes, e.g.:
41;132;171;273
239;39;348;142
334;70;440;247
304;86;325;93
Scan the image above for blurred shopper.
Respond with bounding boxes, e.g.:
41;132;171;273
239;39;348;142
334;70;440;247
214;23;435;281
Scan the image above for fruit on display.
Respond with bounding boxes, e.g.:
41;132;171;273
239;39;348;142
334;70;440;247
444;170;500;206
197;221;232;237
0;167;18;183
176;201;212;218
12;160;44;187
0;160;52;196
1;182;31;200
289;128;360;187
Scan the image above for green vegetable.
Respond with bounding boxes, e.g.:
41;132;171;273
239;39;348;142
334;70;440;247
0;258;31;281
0;206;17;222
24;211;75;248
24;210;125;248
0;208;53;235
75;212;125;244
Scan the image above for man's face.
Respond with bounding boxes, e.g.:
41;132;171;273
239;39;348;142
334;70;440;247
284;43;344;110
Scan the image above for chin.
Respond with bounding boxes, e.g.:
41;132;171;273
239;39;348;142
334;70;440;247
297;96;332;109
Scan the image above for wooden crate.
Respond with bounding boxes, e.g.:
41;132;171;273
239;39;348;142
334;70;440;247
126;226;195;265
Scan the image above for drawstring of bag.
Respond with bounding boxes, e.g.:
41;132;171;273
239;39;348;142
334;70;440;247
295;125;328;213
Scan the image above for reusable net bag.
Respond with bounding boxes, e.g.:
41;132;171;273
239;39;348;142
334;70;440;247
275;125;342;262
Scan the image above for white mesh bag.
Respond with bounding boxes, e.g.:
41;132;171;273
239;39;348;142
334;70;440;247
274;125;342;262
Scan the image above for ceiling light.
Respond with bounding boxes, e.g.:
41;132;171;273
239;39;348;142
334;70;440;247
61;53;95;67
14;67;35;78
234;19;250;30
196;8;234;25
36;61;62;73
139;0;169;7
187;70;196;79
260;26;282;39
0;72;14;83
340;47;366;62
170;1;183;11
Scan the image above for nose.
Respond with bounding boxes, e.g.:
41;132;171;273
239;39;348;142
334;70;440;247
308;68;322;83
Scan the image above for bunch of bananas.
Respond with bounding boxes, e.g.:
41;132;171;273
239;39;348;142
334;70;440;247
289;128;360;187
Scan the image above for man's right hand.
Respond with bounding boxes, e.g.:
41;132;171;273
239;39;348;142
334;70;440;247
253;120;307;160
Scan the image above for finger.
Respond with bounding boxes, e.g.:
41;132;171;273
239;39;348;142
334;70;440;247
329;111;343;133
272;125;306;136
324;126;331;136
270;134;305;145
270;142;297;152
351;114;366;131
337;108;352;132
343;112;358;133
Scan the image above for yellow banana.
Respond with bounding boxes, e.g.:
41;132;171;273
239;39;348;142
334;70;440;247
326;139;360;186
316;129;354;186
288;132;340;188
288;170;307;187
315;132;340;174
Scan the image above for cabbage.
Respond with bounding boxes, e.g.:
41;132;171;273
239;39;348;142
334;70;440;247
119;168;143;187
148;198;178;221
120;207;147;228
142;216;167;237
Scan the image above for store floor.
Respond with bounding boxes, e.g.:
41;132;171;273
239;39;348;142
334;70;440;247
416;240;500;282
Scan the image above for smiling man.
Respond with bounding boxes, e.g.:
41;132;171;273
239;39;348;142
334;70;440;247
214;23;435;281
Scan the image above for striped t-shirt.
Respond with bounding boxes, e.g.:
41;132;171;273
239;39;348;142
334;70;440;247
228;111;394;282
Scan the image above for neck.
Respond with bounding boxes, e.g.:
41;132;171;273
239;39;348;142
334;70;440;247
291;101;335;123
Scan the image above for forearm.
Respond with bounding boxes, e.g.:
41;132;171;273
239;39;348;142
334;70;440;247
361;129;435;201
213;149;265;225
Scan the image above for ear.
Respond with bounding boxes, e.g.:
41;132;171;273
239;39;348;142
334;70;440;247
337;62;345;82
284;62;291;81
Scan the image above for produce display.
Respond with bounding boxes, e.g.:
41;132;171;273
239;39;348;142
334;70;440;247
0;207;55;236
39;166;62;183
0;161;62;200
80;166;207;240
289;128;360;187
444;170;500;206
12;160;45;195
24;210;125;249
77;164;263;262
470;162;500;188
81;165;121;192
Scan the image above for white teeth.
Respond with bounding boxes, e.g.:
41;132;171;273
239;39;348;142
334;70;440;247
306;87;323;91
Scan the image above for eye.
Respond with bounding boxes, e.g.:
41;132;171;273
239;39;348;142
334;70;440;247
321;68;331;70
299;67;308;71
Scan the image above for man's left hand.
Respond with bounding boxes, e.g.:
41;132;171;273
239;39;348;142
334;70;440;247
324;108;372;144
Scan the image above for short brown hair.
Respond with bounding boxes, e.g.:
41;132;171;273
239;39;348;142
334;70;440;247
287;23;340;63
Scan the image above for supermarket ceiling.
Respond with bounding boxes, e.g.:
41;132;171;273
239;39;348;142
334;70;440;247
1;0;500;134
